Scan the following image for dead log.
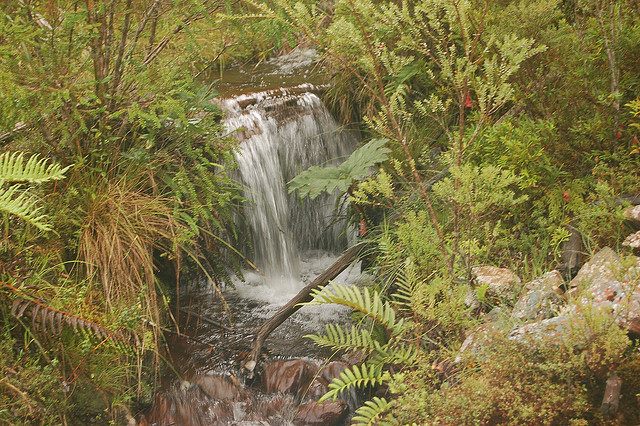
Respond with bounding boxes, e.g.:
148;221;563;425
242;243;367;377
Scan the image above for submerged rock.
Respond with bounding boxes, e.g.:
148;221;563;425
294;400;348;426
305;360;350;400
193;373;246;402
243;394;297;424
262;359;318;400
143;381;235;426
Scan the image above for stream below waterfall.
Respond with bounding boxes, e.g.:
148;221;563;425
141;50;366;425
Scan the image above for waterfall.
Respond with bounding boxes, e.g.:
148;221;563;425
221;84;357;288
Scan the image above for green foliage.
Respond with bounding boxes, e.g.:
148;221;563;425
0;1;243;422
309;283;405;334
393;302;638;425
305;282;421;416
319;362;387;402
288;138;391;199
0;152;69;185
351;397;394;426
0;185;53;231
0;332;68;425
0;152;69;231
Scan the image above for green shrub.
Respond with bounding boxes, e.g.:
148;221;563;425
394;305;638;425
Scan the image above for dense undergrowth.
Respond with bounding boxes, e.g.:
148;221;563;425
0;0;260;423
1;0;640;424
276;0;640;424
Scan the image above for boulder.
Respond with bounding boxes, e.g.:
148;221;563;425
454;324;499;363
623;231;640;251
510;308;574;341
511;271;565;321
624;205;640;224
293;400;348;426
471;266;521;303
569;247;621;293
528;249;640;336
262;359;318;399
192;373;246;401
305;361;349;400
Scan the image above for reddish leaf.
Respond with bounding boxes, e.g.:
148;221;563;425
465;92;473;108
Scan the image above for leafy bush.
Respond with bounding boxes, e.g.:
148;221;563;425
394;306;637;425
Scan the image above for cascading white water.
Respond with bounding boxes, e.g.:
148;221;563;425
221;84;357;290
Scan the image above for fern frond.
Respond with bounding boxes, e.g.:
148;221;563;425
392;258;424;312
0;152;69;185
305;324;382;354
11;297;138;348
370;342;420;366
0;185;52;231
309;284;405;335
319;363;387;402
352;397;395;426
288;138;390;199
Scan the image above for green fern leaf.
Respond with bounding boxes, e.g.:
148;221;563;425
352;397;395;426
0;152;69;185
305;324;382;353
392;258;425;313
319;363;387;402
0;185;52;231
309;284;405;334
288;138;390;199
370;342;420;366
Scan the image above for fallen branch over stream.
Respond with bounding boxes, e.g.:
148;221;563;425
242;242;368;377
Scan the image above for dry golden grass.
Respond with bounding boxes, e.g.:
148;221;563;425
79;178;183;328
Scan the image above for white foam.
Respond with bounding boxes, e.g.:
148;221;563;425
231;252;367;331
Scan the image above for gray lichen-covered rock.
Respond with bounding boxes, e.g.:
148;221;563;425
569;247;621;291
510;306;575;341
511;271;565;321
624;205;640;224
471;266;521;303
623;231;640;250
568;248;640;334
510;249;640;341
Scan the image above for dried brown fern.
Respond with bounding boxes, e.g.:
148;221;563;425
8;291;138;348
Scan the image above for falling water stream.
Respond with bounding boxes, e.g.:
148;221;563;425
143;51;364;425
225;85;357;288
